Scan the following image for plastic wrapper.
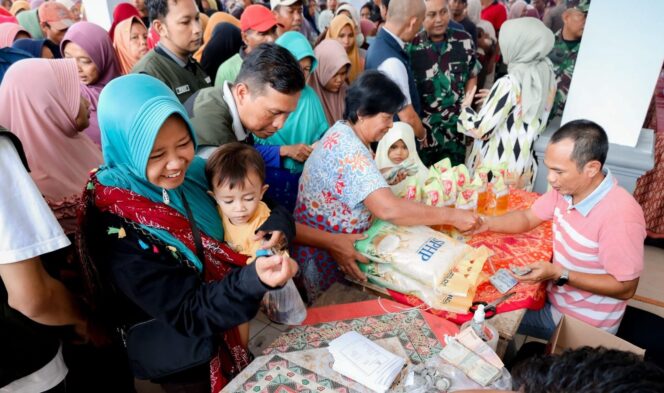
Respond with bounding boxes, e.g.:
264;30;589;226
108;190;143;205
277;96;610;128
382;158;421;184
261;278;307;325
422;352;512;392
433;157;452;174
423;177;444;207
491;173;508;197
453;164;470;190
455;188;478;211
439;169;457;207
476;165;491;184
493;162;518;186
355;220;490;299
471;173;485;192
403;175;421;201
258;249;307;325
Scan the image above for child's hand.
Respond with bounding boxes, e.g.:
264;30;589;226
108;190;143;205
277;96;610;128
255;254;298;288
387;169;408;186
255;230;286;250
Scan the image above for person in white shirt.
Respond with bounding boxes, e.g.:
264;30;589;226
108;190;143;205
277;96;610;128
0;131;86;393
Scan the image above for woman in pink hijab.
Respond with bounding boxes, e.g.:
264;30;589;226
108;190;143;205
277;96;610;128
61;22;120;145
0;23;31;48
0;58;103;233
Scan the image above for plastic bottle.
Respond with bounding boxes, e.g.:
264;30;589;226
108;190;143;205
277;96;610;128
460;305;499;351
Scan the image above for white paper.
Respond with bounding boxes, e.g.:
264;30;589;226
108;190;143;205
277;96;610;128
329;331;405;393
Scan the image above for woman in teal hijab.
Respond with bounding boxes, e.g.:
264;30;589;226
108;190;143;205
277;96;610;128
254;31;329;212
80;74;297;392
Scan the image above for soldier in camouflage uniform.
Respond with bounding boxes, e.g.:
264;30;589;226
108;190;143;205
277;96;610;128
548;0;590;119
407;0;480;167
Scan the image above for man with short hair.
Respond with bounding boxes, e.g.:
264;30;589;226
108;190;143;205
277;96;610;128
187;43;304;167
366;0;427;140
215;4;278;86
477;120;645;339
271;0;303;36
449;0;477;45
408;0;479;166
38;2;75;44
548;0;590;118
132;0;211;103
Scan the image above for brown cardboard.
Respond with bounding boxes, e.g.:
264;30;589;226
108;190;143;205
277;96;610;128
547;315;645;357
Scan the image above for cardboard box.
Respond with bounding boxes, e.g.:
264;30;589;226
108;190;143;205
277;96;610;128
547;315;645;357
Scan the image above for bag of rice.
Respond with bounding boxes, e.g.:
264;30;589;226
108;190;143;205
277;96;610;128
355;220;489;296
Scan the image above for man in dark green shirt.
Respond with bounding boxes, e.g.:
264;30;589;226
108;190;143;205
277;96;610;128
133;0;212;103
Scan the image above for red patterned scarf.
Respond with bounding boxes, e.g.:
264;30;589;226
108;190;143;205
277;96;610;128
91;177;251;391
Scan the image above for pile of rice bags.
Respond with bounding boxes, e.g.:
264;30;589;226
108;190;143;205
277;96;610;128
355;220;491;313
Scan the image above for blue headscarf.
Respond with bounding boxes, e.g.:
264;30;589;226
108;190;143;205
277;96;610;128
0;47;32;85
97;74;223;271
254;31;328;173
12;38;61;58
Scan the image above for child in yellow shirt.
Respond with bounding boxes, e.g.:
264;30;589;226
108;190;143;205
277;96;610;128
206;142;271;347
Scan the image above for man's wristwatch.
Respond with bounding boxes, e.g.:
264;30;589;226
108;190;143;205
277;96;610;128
555;269;570;286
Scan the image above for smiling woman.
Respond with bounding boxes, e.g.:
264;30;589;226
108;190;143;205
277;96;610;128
78;74;298;393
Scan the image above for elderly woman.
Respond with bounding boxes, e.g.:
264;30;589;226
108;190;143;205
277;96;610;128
458;17;556;191
79;74;297;393
292;70;480;302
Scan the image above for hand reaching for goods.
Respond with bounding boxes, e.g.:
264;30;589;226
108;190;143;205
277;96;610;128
451;209;482;233
328;232;369;282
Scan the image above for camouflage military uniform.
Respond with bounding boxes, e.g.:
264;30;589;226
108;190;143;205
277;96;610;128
407;28;480;167
548;0;590;118
548;30;580;118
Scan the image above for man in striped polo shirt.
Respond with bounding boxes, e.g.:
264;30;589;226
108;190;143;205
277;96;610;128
477;119;646;339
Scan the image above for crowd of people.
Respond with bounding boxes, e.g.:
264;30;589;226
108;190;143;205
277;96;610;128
1;0;663;392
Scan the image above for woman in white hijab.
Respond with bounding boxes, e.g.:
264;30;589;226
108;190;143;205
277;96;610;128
457;17;556;191
375;122;429;198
